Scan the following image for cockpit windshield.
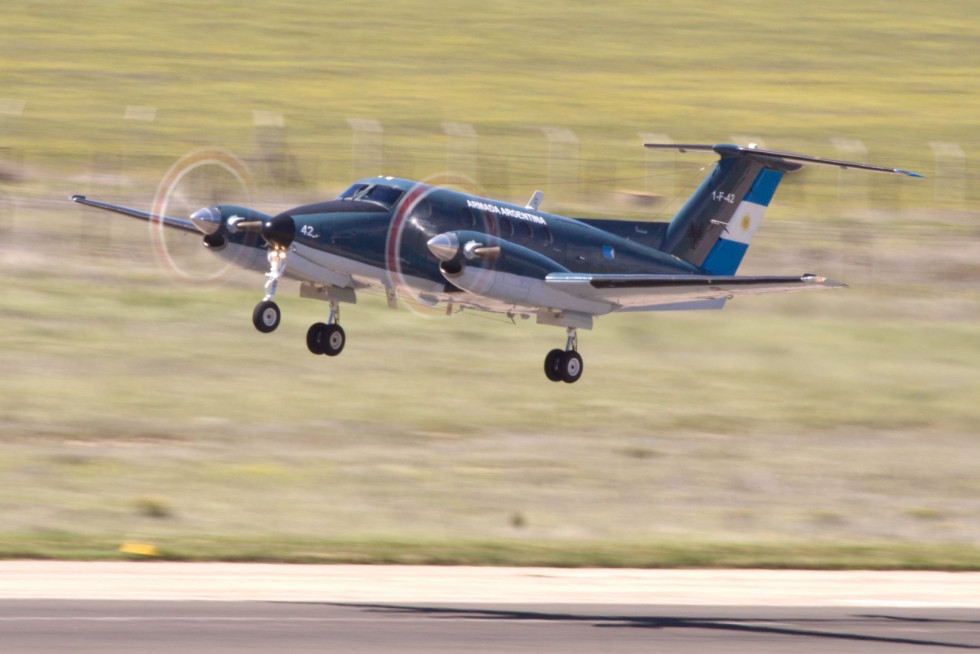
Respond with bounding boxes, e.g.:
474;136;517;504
360;185;404;209
338;183;369;200
336;183;404;210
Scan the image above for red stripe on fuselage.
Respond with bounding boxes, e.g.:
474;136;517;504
385;183;432;291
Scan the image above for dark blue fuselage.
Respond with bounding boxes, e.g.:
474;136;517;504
273;177;698;286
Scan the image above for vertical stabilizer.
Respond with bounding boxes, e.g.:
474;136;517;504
645;142;921;275
653;145;788;275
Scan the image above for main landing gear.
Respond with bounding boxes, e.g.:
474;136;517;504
306;302;345;357
544;328;583;384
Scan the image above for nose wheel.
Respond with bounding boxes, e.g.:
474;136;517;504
544;328;583;383
252;300;281;333
306;301;346;357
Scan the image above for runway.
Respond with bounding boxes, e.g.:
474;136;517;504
1;563;978;652
4;600;979;653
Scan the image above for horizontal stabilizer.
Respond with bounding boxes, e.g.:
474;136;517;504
546;272;845;310
69;195;198;233
644;143;923;177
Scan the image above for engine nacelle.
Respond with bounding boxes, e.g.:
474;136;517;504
429;230;609;314
193;205;272;251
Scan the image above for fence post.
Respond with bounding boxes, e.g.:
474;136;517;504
831;137;869;205
347;117;383;180
441;121;478;182
928;142;966;206
541;126;578;200
639;132;673;197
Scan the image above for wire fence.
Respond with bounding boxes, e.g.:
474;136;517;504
1;105;978;301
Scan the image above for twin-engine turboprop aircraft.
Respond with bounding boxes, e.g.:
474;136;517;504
71;143;919;383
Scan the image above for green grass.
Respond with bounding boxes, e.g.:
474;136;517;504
1;209;979;566
1;0;977;206
0;0;979;567
5;535;980;571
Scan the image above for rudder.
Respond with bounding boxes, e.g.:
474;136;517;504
699;166;783;275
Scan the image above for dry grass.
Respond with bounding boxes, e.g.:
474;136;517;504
0;0;978;566
1;202;979;565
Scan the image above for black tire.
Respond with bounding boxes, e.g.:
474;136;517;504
306;322;328;355
323;324;346;356
560;350;583;384
252;300;280;333
544;348;565;382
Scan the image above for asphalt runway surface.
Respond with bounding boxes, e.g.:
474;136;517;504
4;601;979;653
1;563;978;653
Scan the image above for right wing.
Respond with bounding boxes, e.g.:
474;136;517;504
69;195;198;233
545;272;846;311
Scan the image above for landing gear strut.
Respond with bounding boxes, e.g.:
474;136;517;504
252;247;288;333
306;301;346;357
544;328;583;383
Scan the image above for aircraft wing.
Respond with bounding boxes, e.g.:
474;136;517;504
69;195;198;233
545;272;845;310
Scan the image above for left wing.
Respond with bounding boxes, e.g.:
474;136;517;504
545;272;845;310
69;195;198;233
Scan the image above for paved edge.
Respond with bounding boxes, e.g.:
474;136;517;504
0;562;978;606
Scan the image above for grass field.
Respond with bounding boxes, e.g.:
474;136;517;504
1;0;978;566
2;0;978;200
2;203;979;566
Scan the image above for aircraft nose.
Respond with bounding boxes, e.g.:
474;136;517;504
427;232;459;261
262;214;295;248
189;206;222;235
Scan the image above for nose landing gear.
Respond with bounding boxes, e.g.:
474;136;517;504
252;247;288;333
544;328;583;383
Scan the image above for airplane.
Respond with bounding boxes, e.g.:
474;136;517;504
70;143;920;383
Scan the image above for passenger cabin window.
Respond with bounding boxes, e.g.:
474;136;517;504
514;221;533;241
498;216;514;239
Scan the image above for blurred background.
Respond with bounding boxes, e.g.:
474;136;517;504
0;0;977;566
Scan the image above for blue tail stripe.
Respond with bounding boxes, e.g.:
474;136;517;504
744;169;783;207
701;238;749;276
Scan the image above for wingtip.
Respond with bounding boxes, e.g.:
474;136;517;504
69;194;85;202
803;274;848;289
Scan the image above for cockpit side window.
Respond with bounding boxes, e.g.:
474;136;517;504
338;183;369;200
360;185;405;209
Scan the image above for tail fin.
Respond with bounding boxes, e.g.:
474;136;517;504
645;143;921;275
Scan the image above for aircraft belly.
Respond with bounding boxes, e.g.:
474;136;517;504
451;267;613;316
288;242;446;296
